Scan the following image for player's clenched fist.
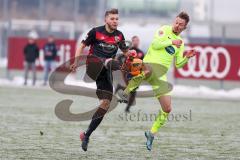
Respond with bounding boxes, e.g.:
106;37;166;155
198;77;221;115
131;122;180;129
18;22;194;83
70;62;78;72
185;49;197;58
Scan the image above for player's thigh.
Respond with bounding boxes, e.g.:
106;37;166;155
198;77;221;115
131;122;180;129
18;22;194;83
96;68;113;101
86;56;104;80
99;99;111;110
158;95;172;113
147;74;172;97
105;58;121;71
146;63;168;78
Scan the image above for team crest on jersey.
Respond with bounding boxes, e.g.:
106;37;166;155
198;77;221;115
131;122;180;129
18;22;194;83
158;30;164;37
114;36;120;42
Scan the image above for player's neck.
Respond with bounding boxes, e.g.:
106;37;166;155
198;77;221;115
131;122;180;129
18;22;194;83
172;27;180;36
172;30;180;36
132;46;138;49
105;25;115;33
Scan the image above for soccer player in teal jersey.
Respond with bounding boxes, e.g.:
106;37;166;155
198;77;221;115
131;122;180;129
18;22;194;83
119;12;197;151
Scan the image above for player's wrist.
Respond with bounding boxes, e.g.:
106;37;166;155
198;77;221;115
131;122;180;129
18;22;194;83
74;58;80;65
183;56;190;62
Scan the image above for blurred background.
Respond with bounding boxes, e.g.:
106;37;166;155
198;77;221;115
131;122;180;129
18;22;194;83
1;1;240;159
0;0;240;95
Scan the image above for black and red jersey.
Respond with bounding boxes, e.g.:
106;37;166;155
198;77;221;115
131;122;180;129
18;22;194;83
82;25;125;58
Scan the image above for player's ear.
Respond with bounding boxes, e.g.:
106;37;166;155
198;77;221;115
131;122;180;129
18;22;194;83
184;21;188;30
104;14;109;23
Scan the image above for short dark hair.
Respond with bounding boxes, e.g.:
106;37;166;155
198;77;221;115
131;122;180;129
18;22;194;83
105;8;119;17
177;11;190;24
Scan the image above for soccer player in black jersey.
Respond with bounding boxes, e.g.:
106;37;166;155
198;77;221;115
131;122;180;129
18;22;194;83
70;8;128;151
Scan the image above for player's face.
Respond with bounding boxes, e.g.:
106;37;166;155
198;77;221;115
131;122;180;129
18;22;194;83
132;37;140;48
105;14;119;30
172;17;187;34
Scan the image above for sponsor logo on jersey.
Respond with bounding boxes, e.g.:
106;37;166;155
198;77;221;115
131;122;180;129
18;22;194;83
165;46;175;55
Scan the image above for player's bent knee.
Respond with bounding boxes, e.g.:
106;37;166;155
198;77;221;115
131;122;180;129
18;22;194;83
105;59;120;71
144;69;152;77
162;105;172;113
100;99;111;110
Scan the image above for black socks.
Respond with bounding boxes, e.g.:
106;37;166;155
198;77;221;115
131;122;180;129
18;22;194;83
85;107;107;137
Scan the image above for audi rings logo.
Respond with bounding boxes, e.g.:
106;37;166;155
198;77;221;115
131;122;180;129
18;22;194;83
178;46;231;79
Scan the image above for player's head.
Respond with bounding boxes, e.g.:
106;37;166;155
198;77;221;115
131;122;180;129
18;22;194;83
172;11;190;35
105;8;119;31
48;35;54;43
131;36;140;48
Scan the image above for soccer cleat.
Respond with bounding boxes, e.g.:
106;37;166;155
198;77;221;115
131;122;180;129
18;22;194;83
80;132;89;152
145;131;154;151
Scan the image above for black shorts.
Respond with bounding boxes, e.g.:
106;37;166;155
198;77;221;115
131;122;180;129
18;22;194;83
86;55;113;101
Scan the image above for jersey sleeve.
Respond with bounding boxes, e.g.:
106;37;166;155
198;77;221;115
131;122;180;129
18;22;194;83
151;26;173;50
120;32;125;41
81;28;96;46
175;43;188;68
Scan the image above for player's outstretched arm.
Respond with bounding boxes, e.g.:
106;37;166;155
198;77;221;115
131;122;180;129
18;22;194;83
70;43;86;72
175;46;197;68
